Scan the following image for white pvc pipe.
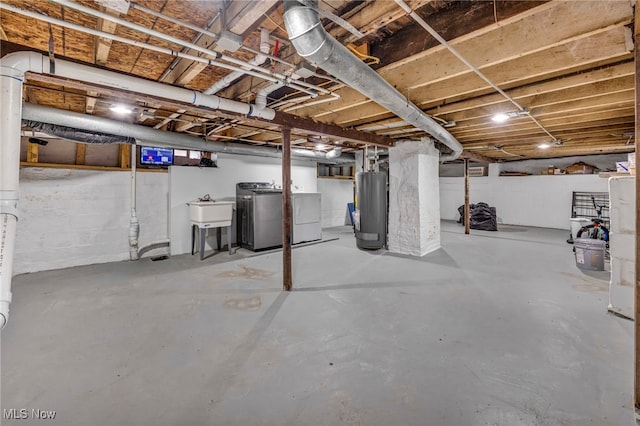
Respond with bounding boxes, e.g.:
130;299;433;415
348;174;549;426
129;144;140;261
128;143;170;260
204;28;271;95
4;50;275;120
0;62;24;329
49;0;329;96
0;2;320;99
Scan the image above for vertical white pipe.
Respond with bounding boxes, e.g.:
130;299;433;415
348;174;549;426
0;64;24;329
129;144;139;261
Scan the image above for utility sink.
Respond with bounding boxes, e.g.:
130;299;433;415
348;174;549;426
188;200;234;226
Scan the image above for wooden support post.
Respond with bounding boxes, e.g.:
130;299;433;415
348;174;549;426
282;127;292;292
635;2;640;420
75;143;86;165
464;158;470;235
26;143;38;163
119;144;131;169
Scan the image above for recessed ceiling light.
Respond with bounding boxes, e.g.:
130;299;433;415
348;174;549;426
538;143;550;149
491;113;509;123
110;104;132;114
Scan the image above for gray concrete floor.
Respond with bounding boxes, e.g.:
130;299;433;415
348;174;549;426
1;222;633;426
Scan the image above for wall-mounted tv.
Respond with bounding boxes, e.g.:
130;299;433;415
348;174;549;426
140;146;173;166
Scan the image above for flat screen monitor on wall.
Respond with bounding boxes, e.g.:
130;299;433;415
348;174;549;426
140;146;173;166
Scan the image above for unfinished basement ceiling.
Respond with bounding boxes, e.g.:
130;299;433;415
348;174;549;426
0;0;635;160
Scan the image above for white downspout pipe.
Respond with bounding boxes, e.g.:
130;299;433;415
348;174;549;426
0;57;24;329
283;0;463;161
203;28;271;95
129;145;140;261
128;145;170;261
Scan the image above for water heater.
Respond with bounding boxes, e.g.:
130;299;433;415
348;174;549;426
354;171;387;250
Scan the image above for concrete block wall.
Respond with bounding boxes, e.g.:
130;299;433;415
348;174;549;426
440;173;610;230
317;178;353;227
608;176;635;319
14;153;320;273
14;168;168;274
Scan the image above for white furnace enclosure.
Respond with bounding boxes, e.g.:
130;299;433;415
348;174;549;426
608;176;635;319
168;153;317;256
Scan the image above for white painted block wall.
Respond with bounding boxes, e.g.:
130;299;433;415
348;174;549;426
169;154;317;256
440;174;610;229
15;168;168;274
15;153;318;273
608;176;634;319
317;178;353;227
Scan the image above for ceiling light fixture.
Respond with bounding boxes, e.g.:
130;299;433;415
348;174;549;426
491;113;509;123
109;104;132;114
491;109;530;123
538;143;550;149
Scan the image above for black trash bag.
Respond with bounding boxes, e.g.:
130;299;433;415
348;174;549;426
457;202;498;231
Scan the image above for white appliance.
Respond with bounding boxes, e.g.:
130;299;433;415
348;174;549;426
608;176;634;320
292;193;322;244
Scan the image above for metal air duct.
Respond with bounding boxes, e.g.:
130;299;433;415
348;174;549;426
22;103;350;163
282;0;463;161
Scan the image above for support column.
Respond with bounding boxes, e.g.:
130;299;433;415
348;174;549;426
282;127;292;291
464;158;470;235
634;1;640;418
388;138;441;256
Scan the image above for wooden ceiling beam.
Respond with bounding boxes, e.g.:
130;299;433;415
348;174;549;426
438;77;634;125
159;0;278;87
270;111;395;147
308;26;633;128
330;0;432;44
450;93;634;131
377;0;630;82
371;1;549;68
86;10;118;115
453;105;635;137
458;150;496;163
428;61;634;118
462;125;635;148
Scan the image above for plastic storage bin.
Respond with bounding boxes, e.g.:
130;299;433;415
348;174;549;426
574;238;606;271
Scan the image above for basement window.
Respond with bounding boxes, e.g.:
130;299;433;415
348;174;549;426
189;150;201;160
174;149;188;157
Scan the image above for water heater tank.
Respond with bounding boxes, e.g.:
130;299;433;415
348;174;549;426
354;171;387;250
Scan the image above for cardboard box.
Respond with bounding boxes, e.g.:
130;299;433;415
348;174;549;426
566;162;596;174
